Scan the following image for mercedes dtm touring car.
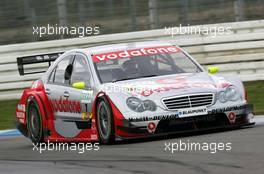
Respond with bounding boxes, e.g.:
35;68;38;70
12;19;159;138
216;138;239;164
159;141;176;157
15;41;255;144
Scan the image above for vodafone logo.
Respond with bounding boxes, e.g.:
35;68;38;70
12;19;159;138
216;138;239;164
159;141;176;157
50;97;81;113
92;45;180;62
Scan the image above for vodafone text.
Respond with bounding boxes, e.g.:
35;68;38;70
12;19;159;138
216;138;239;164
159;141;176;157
92;46;180;62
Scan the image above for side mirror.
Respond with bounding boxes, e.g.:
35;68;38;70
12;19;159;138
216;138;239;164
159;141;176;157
72;81;86;89
207;66;219;74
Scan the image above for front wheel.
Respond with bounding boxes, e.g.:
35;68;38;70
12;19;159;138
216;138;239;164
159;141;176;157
96;96;115;144
27;98;43;144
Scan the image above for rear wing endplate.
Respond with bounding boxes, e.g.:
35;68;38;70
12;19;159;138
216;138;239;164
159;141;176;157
17;52;63;76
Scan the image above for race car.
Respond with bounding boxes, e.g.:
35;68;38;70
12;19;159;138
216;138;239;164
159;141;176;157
15;41;255;144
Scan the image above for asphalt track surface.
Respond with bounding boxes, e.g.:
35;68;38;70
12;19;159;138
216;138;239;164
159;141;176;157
0;117;264;174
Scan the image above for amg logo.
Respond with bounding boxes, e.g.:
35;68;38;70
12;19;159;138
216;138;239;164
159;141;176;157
50;97;81;113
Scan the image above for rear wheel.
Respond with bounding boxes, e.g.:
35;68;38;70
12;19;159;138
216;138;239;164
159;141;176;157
27;98;43;144
96;96;115;144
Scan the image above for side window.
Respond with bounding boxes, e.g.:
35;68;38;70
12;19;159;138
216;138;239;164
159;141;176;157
70;54;92;87
53;55;73;85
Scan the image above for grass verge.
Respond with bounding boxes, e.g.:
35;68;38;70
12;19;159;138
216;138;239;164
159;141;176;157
0;100;18;130
243;81;264;115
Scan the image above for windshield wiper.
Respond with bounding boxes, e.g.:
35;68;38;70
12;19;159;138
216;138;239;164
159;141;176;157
112;74;158;83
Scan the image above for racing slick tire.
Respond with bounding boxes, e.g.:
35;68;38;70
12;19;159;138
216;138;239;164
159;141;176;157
26;97;44;144
96;96;115;144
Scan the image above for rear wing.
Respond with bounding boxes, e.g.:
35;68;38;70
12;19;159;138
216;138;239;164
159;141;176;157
17;52;63;76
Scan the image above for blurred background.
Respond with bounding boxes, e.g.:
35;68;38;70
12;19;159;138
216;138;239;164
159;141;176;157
0;0;263;45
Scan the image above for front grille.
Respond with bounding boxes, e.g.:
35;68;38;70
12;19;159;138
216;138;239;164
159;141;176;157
162;93;214;110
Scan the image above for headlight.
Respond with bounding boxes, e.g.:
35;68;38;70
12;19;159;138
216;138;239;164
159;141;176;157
218;86;240;103
143;100;157;111
218;91;226;103
126;97;157;112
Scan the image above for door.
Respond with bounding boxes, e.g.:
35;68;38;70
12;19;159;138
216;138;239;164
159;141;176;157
68;53;94;125
45;54;82;137
45;53;94;138
45;54;74;120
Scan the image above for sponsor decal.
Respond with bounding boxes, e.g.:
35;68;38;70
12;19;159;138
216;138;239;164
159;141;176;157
111;75;232;97
91;124;97;130
177;107;208;118
50;97;81;113
128;107;209;122
91;119;97;133
134;77;231;97
92;45;180;62
170;115;216;124
91;134;98;140
227;112;236;123
81;112;92;120
17;104;26;112
31;80;44;89
128;113;179;122
217;80;231;88
139;76;217;97
156;75;188;84
31;80;39;89
209;105;248;114
81;90;93;103
126;82;217;97
147;122;156;133
16;112;25;119
19;119;24;123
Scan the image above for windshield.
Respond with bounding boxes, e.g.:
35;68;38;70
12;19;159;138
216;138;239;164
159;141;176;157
93;46;202;83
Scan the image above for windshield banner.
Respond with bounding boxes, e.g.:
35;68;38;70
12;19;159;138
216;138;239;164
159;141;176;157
92;45;180;62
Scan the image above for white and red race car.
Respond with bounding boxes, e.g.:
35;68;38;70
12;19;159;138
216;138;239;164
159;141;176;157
15;41;255;144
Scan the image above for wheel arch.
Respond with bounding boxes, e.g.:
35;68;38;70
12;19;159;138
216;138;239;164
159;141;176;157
92;92;126;138
25;94;48;130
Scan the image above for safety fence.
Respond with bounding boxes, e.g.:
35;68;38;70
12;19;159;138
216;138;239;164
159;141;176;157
0;19;263;100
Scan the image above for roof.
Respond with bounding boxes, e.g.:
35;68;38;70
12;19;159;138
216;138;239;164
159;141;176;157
80;40;175;55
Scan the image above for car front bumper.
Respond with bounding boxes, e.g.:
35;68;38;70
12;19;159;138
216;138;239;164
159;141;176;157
116;104;255;138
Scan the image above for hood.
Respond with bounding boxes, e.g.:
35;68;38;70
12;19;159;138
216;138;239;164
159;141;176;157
101;72;231;103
